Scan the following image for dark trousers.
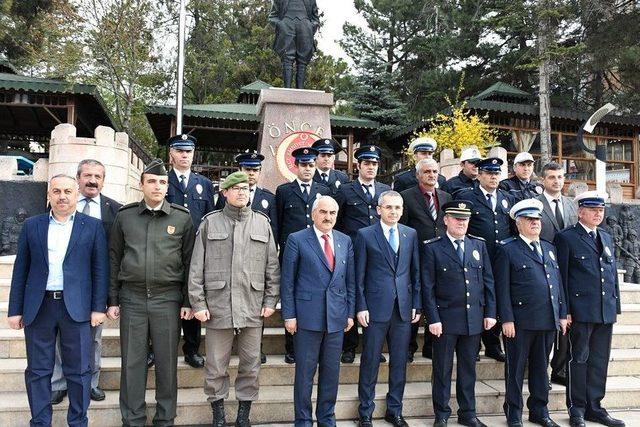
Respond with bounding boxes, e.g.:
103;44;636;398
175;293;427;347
181;317;201;355
481;321;502;353
275;17;315;64
566;322;613;419
431;333;481;421
119;287;181;427
24;295;92;427
342;325;359;353
293;328;343;427
503;329;555;423
409;322;433;356
550;330;569;377
358;303;411;418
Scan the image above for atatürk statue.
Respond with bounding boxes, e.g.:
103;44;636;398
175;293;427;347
269;0;319;89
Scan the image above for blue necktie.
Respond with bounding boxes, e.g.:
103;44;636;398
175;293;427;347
363;184;373;203
486;193;493;210
180;174;187;191
531;241;543;263
301;183;309;202
455;239;464;263
389;228;399;253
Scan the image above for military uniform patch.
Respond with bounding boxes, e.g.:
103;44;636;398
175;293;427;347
167;225;175;235
196;184;203;195
549;251;555;261
261;199;269;209
473;249;480;261
502;199;509;209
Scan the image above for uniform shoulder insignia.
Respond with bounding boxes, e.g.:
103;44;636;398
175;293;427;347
201;210;222;221
119;202;138;211
457;187;473;194
252;209;270;221
499;236;517;245
425;236;442;244
260;187;274;196
467;234;485;241
170;203;190;214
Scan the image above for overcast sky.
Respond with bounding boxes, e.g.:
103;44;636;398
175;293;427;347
315;0;367;66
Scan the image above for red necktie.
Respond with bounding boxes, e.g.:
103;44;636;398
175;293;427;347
322;234;334;271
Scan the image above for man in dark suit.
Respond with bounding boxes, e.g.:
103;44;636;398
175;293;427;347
355;190;421;427
281;195;355;427
276;147;331;363
8;174;109;427
50;159;122;404
166;134;215;368
312;138;350;195
441;147;481;197
494;199;567;427
268;0;319;88
392;137;446;192
499;152;544;201
554;192;625;427
422;200;496;427
334;145;391;363
459;157;516;362
536;162;578;386
400;158;451;361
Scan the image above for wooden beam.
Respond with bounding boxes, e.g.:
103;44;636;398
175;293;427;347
347;130;354;178
66;98;76;125
43;107;63;124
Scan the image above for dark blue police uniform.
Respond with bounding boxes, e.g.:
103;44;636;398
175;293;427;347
311;138;350;195
441;171;478;197
499;175;544;202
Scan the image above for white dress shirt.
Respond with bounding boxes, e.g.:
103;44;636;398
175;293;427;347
446;232;465;253
46;213;75;291
77;194;102;220
543;191;564;218
313;225;334;254
174;169;191;186
358;178;375;198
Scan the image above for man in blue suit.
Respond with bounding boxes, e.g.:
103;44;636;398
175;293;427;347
281;195;356;427
554;191;625;427
312;138;350;195
165;134;215;368
334;145;391;363
355;190;421;427
494;199;567;427
422;200;496;427
8;174;109;427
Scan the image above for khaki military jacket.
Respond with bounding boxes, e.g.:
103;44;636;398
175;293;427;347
188;204;280;329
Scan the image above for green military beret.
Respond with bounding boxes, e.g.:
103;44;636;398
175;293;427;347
142;158;168;176
221;171;249;190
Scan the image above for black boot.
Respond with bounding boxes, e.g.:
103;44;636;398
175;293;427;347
283;62;293;88
296;64;307;89
211;399;226;427
235;401;252;427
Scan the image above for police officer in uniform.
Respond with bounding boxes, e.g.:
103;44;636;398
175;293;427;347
459;157;516;362
554;192;625;427
107;159;195;426
392;137;445;193
422;200;496;427
312;138;350;195
499;152;544;202
276;147;331;363
334;145;391;363
441;147;482;197
494;199;567;427
164;134;214;368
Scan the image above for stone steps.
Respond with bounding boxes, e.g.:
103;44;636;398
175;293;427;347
1;377;639;426
0;256;13;281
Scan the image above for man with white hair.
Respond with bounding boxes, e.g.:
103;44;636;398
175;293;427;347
392;137;446;193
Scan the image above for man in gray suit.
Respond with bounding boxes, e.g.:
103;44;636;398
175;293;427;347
536;162;578;386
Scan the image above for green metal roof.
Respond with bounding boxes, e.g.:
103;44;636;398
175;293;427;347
0;72;99;95
146;103;379;129
471;81;533;101
239;80;272;95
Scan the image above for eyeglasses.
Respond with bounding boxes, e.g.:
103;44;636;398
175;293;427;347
229;186;250;193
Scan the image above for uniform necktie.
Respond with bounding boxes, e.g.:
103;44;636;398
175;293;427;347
486;193;494;211
247;188;255;207
322;234;334;271
553;199;565;229
180;174;187;191
427;192;437;220
589;230;603;253
388;228;399;253
301;183;309;202
82;198;92;215
531;241;543;262
321;172;328;183
455;239;464;263
363;184;373;203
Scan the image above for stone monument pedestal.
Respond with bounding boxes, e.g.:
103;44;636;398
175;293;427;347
256;88;333;192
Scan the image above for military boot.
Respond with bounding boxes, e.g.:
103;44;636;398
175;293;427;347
296;64;307;89
211;399;226;427
283;62;294;88
235;401;252;427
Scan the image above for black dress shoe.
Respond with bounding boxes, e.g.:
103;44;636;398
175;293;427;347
584;414;626;426
433;420;447;427
51;389;66;405
380;354;387;363
550;372;567;386
507;421;523;427
147;351;155;368
284;352;295;364
529;415;560;427
407;352;414;363
184;352;205;368
484;349;506;362
260;352;266;364
384;413;408;427
90;387;106;401
341;350;355;363
358;416;373;427
458;416;487;427
569;417;586;427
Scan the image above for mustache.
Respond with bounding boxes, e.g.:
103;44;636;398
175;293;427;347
85;182;99;188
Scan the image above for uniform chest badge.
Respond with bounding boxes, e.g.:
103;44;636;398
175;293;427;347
316;193;321;199
261;199;269;209
501;199;509;209
549;251;555;261
536;186;543;194
605;246;612;256
335;181;341;188
167;225;176;235
473;249;480;261
196;184;203;195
